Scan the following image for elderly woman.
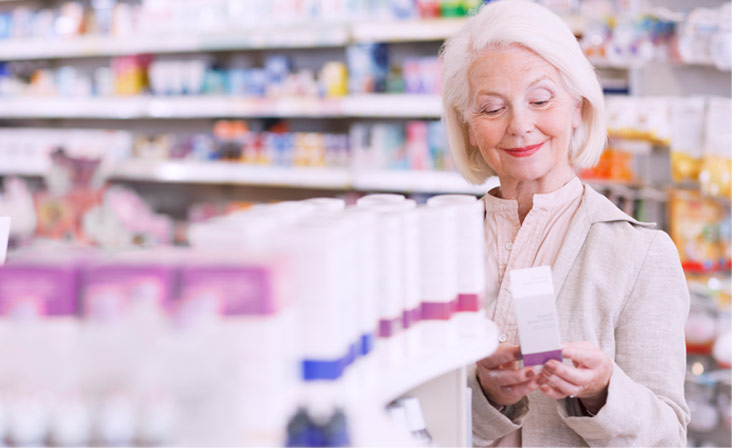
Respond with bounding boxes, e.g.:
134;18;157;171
440;1;690;446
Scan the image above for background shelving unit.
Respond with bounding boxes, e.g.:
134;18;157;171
0;17;583;61
0;0;730;446
0;94;443;119
106;161;498;194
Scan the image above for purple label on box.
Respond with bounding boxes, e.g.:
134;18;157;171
378;316;402;338
180;265;278;316
457;293;481;312
402;306;421;329
523;350;563;367
421;296;459;321
0;265;79;317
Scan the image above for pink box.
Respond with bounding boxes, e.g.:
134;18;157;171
178;264;286;317
81;264;177;319
0;265;80;318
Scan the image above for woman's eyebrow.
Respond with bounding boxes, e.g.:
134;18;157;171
474;75;556;97
528;75;555;88
474;90;502;98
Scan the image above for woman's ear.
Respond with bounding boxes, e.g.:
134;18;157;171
572;99;583;129
468;125;477;147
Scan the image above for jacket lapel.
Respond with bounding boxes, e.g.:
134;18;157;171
551;185;656;296
552;196;592;297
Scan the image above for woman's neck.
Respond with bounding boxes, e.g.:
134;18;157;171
497;169;576;223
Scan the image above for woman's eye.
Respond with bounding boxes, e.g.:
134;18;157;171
532;99;550;106
482;107;502;115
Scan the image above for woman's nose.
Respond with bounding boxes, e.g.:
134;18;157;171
506;107;533;136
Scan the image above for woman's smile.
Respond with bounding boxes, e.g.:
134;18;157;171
501;141;545;158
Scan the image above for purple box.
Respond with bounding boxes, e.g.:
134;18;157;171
0;265;80;318
81;264;176;319
178;264;283;318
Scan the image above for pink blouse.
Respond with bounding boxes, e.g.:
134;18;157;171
482;176;584;447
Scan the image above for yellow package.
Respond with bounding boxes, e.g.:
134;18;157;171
669;189;725;272
700;97;732;198
319;62;348;98
670;97;705;183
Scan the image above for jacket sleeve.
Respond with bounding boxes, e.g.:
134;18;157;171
468;364;529;446
557;230;691;446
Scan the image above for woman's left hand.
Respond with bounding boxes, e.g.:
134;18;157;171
536;341;613;414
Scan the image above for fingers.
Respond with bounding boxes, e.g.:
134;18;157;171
537;383;572;400
543;359;595;386
477;344;521;369
481;365;536;387
500;378;540;401
561;342;605;368
536;366;583;399
477;370;540;406
536;342;613;402
475;349;539;407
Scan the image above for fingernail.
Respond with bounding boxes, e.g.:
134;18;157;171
526;370;535;378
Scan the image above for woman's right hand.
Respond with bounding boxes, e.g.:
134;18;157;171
476;344;539;407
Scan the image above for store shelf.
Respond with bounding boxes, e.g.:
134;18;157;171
108;161;499;194
342;94;442;118
0;26;350;60
352;15;583;43
0;16;587;61
0;94;442;119
351;18;467;42
110;160;352;189
353;169;498;194
0;96;339;119
591;58;730;72
375;320;498;406
0;165;48;177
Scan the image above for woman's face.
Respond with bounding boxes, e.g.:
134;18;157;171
466;45;581;187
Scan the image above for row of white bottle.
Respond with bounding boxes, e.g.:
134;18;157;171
0;192;489;445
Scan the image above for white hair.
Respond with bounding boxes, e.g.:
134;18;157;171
440;0;606;184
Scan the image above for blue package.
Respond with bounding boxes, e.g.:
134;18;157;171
247;69;268;97
264;55;291;86
263;132;279;165
202;69;227;95
427;121;447;170
391;0;417;19
191;134;217;161
279;133;294;165
346;43;389;94
56;66;77;97
227;68;248;96
381;123;406;170
0;13;11;39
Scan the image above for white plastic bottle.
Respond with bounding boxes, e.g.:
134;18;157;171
427;195;487;337
416;205;459;347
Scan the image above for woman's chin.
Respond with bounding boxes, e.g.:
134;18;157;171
500;169;550;185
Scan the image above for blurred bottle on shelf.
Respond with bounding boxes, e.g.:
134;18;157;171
669;189;729;273
670;97;705;184
700;97;731;199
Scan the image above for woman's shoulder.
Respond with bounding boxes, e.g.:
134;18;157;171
580;184;654;228
579;184;677;260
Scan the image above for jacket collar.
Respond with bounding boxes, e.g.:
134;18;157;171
581;184;656;228
551;184;655;295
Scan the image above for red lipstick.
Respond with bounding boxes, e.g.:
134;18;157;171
502;142;544;158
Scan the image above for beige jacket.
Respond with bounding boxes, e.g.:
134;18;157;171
468;184;690;447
